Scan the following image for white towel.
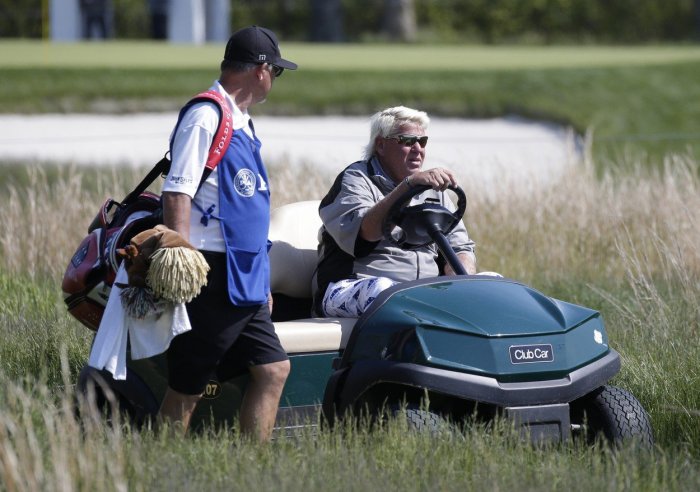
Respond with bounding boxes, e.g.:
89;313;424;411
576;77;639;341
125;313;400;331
88;264;192;380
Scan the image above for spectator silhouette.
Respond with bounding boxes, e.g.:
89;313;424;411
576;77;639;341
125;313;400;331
80;0;111;39
148;0;170;40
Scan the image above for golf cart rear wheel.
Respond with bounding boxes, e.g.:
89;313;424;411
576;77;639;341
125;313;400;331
571;385;653;447
77;365;158;429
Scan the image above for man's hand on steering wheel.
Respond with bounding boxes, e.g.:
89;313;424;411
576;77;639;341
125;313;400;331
406;167;457;191
382;177;467;250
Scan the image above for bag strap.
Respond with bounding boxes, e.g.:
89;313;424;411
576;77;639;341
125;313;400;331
169;89;234;179
197;90;233;172
121;155;171;206
122;90;234;207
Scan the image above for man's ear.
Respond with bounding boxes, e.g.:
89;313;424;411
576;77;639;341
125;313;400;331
374;136;385;157
255;63;266;81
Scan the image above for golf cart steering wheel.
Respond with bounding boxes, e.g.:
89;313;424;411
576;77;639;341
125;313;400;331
382;184;467;250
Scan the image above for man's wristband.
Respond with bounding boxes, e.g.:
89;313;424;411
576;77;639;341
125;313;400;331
403;176;413;189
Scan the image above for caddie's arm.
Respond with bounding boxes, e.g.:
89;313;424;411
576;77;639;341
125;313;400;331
162;191;192;240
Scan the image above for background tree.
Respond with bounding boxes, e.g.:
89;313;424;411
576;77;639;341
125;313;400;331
381;0;416;41
310;0;343;41
0;0;698;43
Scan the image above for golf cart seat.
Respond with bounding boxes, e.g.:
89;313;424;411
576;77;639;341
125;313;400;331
268;200;356;354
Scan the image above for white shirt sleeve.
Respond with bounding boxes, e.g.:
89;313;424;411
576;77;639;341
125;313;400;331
162;101;220;198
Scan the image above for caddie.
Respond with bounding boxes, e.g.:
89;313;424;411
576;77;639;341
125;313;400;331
159;25;297;440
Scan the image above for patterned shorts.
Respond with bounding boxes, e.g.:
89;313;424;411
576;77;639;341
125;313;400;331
322;276;398;317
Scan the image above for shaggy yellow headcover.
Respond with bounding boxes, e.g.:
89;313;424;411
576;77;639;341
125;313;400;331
147;246;209;303
117;225;209;314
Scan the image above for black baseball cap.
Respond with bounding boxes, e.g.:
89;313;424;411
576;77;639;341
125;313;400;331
223;26;297;70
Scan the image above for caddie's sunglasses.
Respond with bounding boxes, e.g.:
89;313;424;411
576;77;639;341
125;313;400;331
388;134;429;148
269;64;284;78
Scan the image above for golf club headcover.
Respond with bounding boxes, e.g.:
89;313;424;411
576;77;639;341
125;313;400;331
116;225;210;318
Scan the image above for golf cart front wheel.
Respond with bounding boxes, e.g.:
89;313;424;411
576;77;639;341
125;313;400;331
391;404;449;436
571;385;654;447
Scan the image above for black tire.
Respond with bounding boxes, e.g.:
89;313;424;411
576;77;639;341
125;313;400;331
391;404;448;436
571;385;654;447
76;365;159;428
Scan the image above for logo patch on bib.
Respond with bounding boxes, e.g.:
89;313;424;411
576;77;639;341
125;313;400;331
234;169;256;197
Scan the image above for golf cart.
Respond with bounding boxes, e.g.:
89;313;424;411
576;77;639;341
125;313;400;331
77;186;653;445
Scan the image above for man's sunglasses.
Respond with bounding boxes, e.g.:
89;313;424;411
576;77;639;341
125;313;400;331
388;134;429;148
268;64;284;78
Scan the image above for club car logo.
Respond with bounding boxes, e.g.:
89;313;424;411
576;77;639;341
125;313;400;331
509;344;554;364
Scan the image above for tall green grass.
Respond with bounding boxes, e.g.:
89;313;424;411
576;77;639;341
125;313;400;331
2;382;699;492
0;148;698;488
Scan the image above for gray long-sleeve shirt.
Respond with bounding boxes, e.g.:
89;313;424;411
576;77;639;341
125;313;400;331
315;157;476;309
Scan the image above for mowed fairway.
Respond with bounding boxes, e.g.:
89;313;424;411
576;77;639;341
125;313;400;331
3;40;700;70
2;41;700;165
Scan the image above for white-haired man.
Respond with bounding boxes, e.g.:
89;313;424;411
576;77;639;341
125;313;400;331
315;106;478;317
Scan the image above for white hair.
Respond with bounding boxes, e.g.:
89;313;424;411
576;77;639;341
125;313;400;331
363;106;430;160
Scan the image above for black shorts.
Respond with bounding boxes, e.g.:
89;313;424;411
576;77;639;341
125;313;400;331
166;251;288;395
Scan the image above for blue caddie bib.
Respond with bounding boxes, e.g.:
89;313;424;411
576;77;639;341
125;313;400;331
217;124;271;305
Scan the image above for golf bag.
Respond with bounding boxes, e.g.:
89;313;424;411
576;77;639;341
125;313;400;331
62;90;233;330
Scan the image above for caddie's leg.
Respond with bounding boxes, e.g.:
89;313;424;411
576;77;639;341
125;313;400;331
158;388;202;433
240;359;290;441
